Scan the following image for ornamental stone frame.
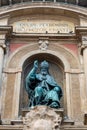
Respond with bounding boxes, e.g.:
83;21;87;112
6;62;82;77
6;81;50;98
2;42;83;123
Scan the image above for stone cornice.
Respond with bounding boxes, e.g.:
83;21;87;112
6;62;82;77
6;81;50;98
0;26;13;37
0;43;6;50
0;26;12;52
10;27;87;40
75;26;87;54
12;32;76;40
75;26;87;35
0;3;87;18
75;26;87;41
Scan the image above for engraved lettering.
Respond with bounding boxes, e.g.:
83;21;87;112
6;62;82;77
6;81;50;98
12;20;74;33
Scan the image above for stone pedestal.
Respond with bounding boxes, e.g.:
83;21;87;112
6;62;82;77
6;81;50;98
23;106;63;130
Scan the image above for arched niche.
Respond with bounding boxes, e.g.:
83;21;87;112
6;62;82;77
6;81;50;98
20;53;65;115
3;43;81;120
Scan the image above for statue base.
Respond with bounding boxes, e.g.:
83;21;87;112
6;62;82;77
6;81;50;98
11;106;74;129
22;106;64;117
23;105;63;130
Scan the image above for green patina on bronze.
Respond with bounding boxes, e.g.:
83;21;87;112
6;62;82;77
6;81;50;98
25;60;63;108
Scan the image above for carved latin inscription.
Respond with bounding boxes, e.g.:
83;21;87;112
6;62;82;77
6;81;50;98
12;20;74;33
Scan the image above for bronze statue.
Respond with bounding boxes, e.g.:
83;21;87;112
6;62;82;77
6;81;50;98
25;60;63;108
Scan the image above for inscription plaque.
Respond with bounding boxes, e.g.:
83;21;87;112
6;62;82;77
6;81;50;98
12;19;74;33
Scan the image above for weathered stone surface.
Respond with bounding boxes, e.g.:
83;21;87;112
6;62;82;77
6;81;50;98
23;106;63;130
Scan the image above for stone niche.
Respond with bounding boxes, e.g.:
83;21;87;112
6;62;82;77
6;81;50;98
23;106;63;130
19;53;64;115
3;42;81;122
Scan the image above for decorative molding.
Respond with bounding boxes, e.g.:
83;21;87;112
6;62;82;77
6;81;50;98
0;26;13;40
82;37;87;41
0;2;87;17
38;40;49;51
81;36;87;47
6;43;80;69
23;106;63;130
0;42;6;50
80;44;87;55
12;32;76;39
3;68;22;74
65;69;84;74
75;26;87;40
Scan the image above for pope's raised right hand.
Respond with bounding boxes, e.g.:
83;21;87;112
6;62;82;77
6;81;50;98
34;60;38;70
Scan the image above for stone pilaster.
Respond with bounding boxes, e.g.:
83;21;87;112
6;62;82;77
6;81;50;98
0;41;6;86
0;26;12;118
81;35;87;95
75;26;87;119
79;35;87;113
76;26;87;92
0;38;6;118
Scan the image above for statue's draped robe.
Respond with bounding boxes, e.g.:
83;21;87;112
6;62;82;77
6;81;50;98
25;68;63;108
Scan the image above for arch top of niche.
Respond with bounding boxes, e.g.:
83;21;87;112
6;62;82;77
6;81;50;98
6;43;80;72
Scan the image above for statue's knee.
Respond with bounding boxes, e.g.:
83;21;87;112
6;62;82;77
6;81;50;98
35;87;42;92
54;87;60;92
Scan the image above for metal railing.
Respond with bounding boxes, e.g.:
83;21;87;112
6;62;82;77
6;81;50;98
0;0;87;7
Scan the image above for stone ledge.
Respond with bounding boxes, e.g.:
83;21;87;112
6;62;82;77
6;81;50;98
21;107;64;117
11;120;23;125
61;126;87;130
0;125;23;130
10;118;75;126
63;119;74;125
0;125;87;130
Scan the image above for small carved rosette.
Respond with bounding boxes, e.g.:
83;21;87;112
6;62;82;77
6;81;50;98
38;40;49;51
23;106;62;130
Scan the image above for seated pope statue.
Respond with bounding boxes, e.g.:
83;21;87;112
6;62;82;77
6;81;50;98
25;60;63;108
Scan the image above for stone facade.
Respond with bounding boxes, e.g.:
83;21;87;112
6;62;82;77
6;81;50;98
0;2;87;130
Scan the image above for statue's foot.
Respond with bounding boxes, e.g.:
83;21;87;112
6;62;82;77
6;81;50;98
49;102;60;108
